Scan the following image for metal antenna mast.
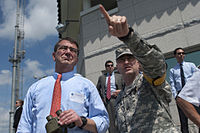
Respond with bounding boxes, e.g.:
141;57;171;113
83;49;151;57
9;0;25;132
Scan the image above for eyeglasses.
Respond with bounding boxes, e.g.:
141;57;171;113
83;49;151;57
16;102;20;104
177;52;185;55
106;64;113;67
58;45;79;54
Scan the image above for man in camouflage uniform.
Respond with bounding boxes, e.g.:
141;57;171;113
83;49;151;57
100;5;180;132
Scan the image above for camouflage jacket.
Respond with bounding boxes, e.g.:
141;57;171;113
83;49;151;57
115;31;180;133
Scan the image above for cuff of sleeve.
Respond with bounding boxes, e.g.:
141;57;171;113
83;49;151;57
118;27;134;41
178;93;200;107
91;116;109;133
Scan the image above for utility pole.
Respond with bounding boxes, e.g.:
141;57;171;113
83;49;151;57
9;0;25;133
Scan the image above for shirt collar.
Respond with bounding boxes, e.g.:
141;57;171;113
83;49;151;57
177;61;185;66
16;106;21;110
107;71;114;76
53;70;76;81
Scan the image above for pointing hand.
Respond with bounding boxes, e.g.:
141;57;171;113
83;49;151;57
99;5;130;37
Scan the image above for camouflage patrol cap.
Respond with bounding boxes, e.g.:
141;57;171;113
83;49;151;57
115;46;133;60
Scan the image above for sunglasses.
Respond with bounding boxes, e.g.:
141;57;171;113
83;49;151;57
106;64;113;67
177;52;185;55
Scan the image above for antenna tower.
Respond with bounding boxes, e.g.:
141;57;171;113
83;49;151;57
8;0;25;132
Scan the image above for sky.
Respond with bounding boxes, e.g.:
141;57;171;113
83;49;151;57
0;0;59;132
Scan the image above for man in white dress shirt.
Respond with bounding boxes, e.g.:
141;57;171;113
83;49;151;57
176;70;200;128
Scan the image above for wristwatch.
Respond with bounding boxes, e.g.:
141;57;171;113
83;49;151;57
79;116;87;129
118;27;134;41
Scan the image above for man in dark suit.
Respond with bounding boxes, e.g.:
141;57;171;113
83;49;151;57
13;99;24;132
97;60;124;133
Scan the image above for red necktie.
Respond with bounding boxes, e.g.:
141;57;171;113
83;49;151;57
106;75;111;100
50;74;62;117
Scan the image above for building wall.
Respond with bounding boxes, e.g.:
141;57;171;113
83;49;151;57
80;0;200;83
59;0;82;41
79;0;200;131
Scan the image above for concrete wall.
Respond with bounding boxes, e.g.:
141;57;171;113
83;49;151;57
79;0;200;131
80;0;200;82
59;0;82;41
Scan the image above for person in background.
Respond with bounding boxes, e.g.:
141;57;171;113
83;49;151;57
176;70;200;128
99;5;179;133
13;99;24;132
17;37;109;133
169;47;198;133
97;60;124;133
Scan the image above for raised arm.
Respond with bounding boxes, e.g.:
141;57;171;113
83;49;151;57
99;5;129;38
99;5;166;80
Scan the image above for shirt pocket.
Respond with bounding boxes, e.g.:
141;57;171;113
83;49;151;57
67;92;86;115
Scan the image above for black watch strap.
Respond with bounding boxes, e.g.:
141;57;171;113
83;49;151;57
79;116;87;129
118;27;134;41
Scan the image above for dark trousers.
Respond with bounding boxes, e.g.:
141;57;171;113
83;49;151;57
105;98;119;133
177;104;200;133
177;105;189;133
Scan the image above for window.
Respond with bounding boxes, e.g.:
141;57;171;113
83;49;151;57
91;0;117;11
165;50;200;82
